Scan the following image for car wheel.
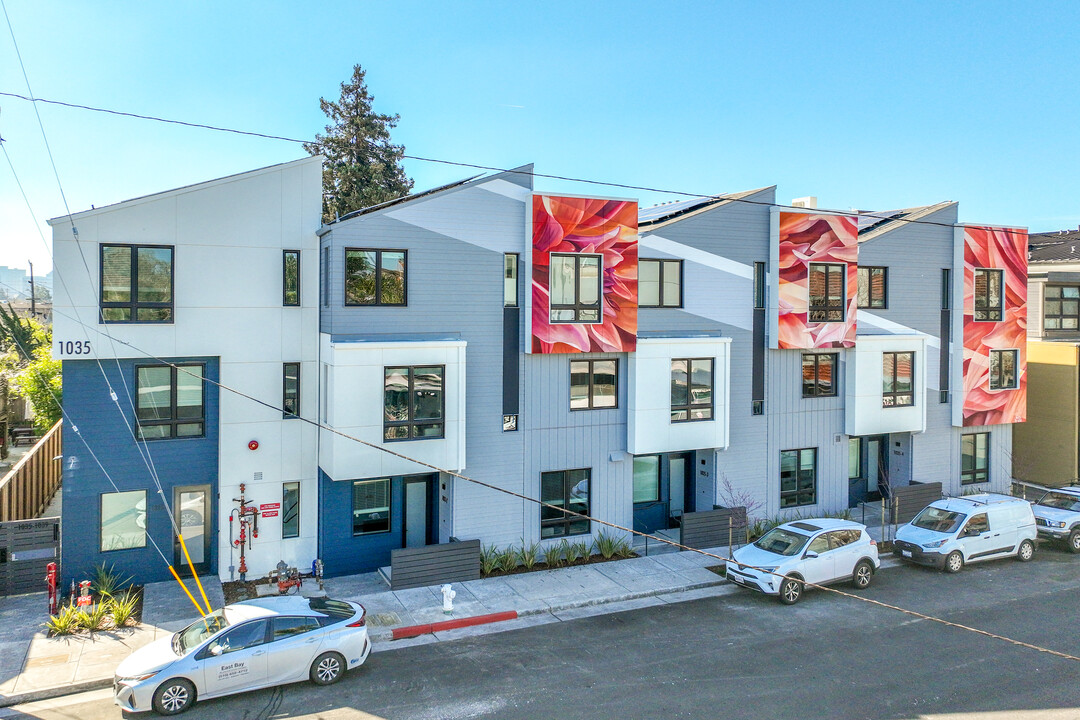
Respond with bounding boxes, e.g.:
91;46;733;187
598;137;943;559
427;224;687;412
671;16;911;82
778;576;803;605
1017;539;1035;562
1069;531;1080;554
310;651;346;686
152;678;195;716
944;551;964;574
852;560;874;590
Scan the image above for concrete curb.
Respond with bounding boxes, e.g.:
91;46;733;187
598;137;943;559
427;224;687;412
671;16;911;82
0;678;111;709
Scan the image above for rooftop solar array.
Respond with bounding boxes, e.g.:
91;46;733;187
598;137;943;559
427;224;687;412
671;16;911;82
638;197;720;223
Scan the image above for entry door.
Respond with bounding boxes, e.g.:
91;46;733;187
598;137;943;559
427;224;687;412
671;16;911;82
867;436;889;498
402;477;434;549
174;485;211;575
668;453;693;523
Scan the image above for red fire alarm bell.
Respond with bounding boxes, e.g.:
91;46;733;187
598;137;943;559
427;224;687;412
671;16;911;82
248;440;259;451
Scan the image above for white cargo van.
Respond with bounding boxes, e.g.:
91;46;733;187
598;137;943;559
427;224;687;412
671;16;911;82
893;493;1037;573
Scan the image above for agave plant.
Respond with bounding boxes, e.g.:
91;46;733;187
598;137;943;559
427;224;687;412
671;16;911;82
109;590;140;628
77;601;112;632
480;544;500;575
43;604;81;636
497;546;518;573
517;539;541;570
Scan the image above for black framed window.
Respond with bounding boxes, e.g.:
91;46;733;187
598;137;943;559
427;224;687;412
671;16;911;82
283;363;300;418
1043;285;1080;331
857;266;887;309
808;262;846;322
802;353;838;397
780;448;816;508
283;250;300;306
974;268;1003;321
504;254;519;307
671;358;713;421
754;262;767;309
961;433;989;485
100;490;147;552
882;351;914;407
941;269;951;310
989;349;1018;390
549;253;601;323
352;478;390;535
135;363;204;440
848;438;862;480
632;456;660;503
100;244;174;323
540;468;590;538
384;366;444;441
282;482;300;539
321;246;330;308
345;248;407;306
570;359;617;410
639;259;682;308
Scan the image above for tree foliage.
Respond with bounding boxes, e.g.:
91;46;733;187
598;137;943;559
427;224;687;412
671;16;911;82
0;304;60;431
304;64;414;224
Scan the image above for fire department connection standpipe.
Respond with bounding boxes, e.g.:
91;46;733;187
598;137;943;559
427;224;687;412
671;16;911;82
231;483;259;581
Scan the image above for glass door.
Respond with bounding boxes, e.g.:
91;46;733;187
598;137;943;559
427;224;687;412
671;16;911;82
173;485;211;575
403;477;434;549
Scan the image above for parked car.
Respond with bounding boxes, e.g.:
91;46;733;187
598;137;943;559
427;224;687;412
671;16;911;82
1031;487;1080;553
113;596;370;715
726;519;880;605
894;493;1037;573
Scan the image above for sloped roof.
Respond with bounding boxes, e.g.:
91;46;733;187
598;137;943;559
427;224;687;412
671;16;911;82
856;201;957;243
638;187;774;229
1029;229;1080;263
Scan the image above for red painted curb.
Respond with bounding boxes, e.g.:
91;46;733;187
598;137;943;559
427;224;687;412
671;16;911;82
391;610;519;640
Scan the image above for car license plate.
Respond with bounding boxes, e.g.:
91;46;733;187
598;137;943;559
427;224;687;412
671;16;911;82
901;550;912;558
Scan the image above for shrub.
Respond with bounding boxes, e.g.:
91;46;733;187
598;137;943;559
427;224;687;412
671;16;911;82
77;601;112;632
109;590;139;628
593;530;626;560
44;604;80;636
546;539;568;567
497;546;518;573
480;544;500;575
93;562;133;598
568;540;589;563
517;539;541;570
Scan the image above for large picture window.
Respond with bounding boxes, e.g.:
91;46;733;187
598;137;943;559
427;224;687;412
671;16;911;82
549;253;601;323
802;353;838;397
989;349;1018;390
135;364;205;440
100;490;146;552
639;259;682;308
961;433;989;485
780;448;816;508
974;268;1003;321
808;263;846;322
632;456;660;504
352;479;390;535
384;366;444;441
100;244;173;323
283;250;300;306
857;266;887;309
882;352;914;407
540;469;590;538
1043;285;1080;331
345;248;406;306
671;358;713;422
570;359;617;410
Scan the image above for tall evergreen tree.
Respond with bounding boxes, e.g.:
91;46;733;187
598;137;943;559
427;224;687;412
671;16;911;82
304;64;414;223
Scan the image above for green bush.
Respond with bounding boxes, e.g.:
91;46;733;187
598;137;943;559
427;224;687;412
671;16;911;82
497;546;518;573
517;539;541;570
43;604;80;636
93;562;133;598
568;540;589;563
480;544;500;575
546;539;568;567
109;590;139;628
76;601;112;632
593;531;625;560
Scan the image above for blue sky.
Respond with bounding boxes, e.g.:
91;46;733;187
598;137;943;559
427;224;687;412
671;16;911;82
2;0;1079;274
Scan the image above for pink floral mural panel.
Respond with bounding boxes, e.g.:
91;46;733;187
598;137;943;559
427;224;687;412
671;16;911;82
776;212;858;349
962;226;1028;426
530;195;638;354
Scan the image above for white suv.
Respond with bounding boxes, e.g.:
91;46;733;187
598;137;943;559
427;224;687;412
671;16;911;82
726;519;880;605
1031;487;1080;553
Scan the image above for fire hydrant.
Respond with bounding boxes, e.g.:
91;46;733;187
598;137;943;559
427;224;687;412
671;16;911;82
441;584;455;614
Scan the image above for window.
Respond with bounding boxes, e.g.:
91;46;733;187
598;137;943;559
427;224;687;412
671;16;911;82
802;353;838;398
961;432;989;485
100;490;146;552
384;366;444;440
808;263;845;322
639;259;682;308
271;616;318;641
807;534;830;555
321;246;329;308
754;262;767;310
1043;285;1080;331
100;244;173;323
751;400;764;415
570;359;617;410
973;268;1003;321
848;438;862;480
205;621;268;656
345;248;406;306
549;253;601;323
504;254;519;307
989;349;1018;390
282;482;300;539
882;352;914;407
671;358;713;422
283;250;300;306
352;478;390;535
283;363;300;418
941;269;951;310
540;469;590;538
857;266;887;309
633;456;660;503
829;529;861;548
135;364;205;440
780;448;816;508
964;513;989;535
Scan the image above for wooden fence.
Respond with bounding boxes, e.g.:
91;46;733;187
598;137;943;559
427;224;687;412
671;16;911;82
890;482;943;525
0;421;62;522
390;539;481;591
680;506;748;549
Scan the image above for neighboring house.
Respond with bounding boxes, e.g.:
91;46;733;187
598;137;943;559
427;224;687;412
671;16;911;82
1015;228;1080;487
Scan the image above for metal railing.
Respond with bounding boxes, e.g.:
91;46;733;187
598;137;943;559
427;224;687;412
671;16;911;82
0;420;62;521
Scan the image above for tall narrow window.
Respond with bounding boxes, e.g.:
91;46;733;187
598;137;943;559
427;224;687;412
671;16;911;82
569;359;617;410
540;469;590;538
671;358;714;422
384;366;444;440
780;448;816;508
989;349;1018;390
941;269;951;310
632;456;660;503
282;482;300;539
345;248;407;306
754;262;767;310
808;263;846;322
321;246;330;308
882;351;914;407
973;268;1003;321
100;244;174;323
283;250;300;306
135;363;205;439
1043;285;1080;331
961;433;989;485
802;353;838;397
352;479;390;535
504;254;519;307
639;259;682;308
549;253;601;323
283;362;300;418
857;266;887;309
848;438;862;480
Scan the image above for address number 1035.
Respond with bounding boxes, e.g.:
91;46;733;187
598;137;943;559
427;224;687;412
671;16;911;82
57;340;92;355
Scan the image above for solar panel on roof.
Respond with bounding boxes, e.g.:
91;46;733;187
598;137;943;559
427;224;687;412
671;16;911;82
790;522;821;532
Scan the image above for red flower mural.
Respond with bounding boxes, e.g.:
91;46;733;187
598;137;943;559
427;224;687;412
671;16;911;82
530;195;638;354
962;226;1028;426
776;212;858;349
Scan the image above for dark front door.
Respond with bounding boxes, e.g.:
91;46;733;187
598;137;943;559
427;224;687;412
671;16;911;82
174;485;211;575
402;475;436;549
633;454;694;534
848;436;890;508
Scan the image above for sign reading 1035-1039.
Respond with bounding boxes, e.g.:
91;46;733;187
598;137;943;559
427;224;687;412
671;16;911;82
57;340;93;356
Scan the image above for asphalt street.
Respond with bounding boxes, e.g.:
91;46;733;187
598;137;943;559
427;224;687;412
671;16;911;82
6;545;1080;720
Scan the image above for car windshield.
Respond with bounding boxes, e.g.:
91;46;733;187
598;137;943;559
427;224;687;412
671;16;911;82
911;507;965;534
173;610;228;655
1036;492;1080;512
753;527;810;556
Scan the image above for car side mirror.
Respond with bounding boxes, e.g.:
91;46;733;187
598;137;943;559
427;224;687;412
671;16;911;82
804;550;819;559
